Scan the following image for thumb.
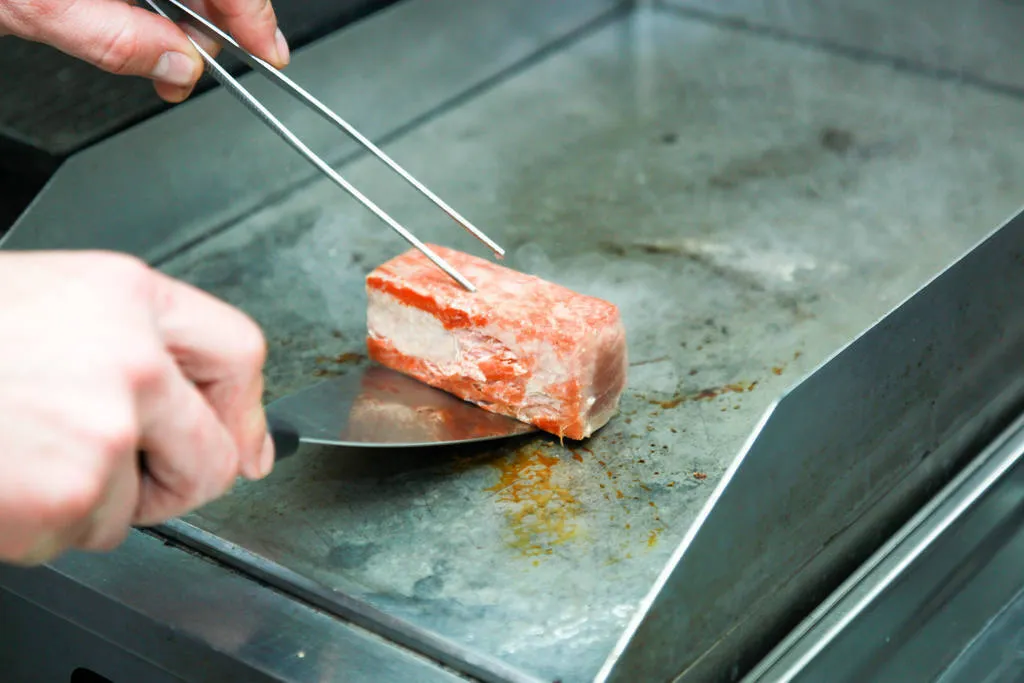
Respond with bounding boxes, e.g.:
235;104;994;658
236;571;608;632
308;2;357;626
22;0;203;88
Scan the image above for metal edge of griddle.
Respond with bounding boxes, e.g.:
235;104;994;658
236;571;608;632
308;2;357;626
595;205;1024;683
155;519;544;683
0;528;472;683
0;0;628;264
741;410;1024;682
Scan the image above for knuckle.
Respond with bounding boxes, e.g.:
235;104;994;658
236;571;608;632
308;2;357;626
122;348;168;394
95;20;140;75
2;1;61;39
237;322;268;367
84;251;157;298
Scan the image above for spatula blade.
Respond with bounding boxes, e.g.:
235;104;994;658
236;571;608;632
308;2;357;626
265;365;536;448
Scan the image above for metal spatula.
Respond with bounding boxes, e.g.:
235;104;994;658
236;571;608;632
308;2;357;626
266;365;536;458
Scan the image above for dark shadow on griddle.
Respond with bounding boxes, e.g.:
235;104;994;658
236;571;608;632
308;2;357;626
291;432;543;479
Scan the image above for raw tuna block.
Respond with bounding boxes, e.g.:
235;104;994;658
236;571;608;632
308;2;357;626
365;245;628;440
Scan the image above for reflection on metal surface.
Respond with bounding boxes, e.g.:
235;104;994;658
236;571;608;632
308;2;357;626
267;365;536;448
746;413;1024;682
598;206;1024;683
0;530;465;683
660;0;1024;95
938;585;1024;683
155;520;540;683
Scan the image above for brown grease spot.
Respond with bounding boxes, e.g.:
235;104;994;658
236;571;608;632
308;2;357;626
486;449;579;557
650;380;759;409
653;397;683;409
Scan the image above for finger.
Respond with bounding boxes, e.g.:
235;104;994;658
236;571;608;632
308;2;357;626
180;0;223;57
205;0;288;67
181;0;224;58
134;359;239;526
150;273;270;480
153;81;195;103
152;1;222;102
13;0;203;89
75;449;140;552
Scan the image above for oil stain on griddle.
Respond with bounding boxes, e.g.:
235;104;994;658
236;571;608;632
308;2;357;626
311;350;366;378
484;442;673;563
485;447;581;558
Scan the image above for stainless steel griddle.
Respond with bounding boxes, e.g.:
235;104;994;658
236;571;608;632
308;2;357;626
3;1;1024;682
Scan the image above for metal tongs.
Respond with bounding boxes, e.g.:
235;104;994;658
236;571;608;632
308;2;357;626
142;0;502;291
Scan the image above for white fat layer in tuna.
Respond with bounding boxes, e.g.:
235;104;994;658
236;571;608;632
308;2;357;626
525;346;570;397
367;291;458;365
370;291;574;398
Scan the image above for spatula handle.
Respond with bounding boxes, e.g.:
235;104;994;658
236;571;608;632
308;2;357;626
266;414;300;460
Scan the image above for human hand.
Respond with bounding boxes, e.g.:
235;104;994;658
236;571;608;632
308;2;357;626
0;0;289;102
0;251;273;565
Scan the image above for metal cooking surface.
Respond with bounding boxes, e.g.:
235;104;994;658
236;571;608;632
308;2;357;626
162;8;1024;682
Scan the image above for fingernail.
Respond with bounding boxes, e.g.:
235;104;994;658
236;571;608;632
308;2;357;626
274;28;290;66
152;51;197;87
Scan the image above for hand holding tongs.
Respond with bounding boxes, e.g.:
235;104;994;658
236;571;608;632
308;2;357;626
141;0;501;291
